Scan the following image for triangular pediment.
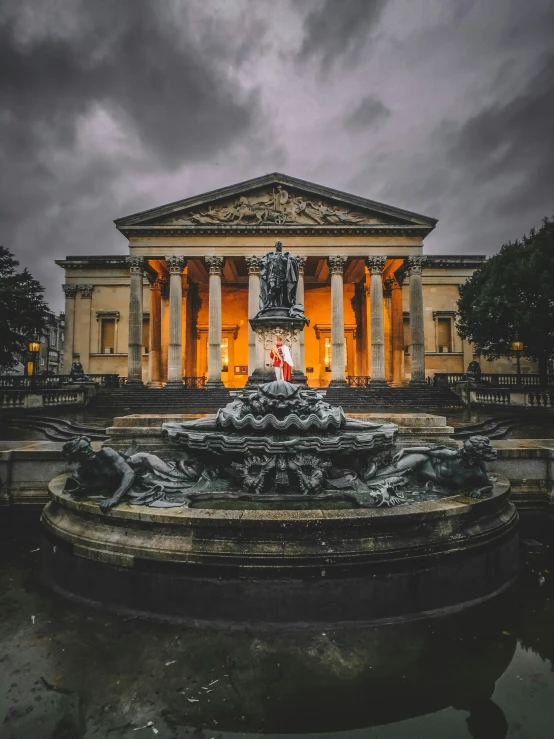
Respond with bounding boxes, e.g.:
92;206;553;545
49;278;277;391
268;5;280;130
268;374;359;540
115;173;436;234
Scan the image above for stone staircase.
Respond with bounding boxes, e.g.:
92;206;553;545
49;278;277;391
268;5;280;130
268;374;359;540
88;385;232;414
88;383;463;414
324;385;464;412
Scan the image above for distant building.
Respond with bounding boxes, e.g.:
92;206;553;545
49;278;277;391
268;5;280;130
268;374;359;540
37;312;65;375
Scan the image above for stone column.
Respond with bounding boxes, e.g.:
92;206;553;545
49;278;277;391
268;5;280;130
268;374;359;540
383;278;393;383
366;256;387;385
407;256;426;384
62;285;77;374
328;256;347;386
295;257;307;374
246;256;261;375
127;257;144;384
391;273;405;385
147;273;163;386
76;284;93;373
205;256;225;388
166;256;187;385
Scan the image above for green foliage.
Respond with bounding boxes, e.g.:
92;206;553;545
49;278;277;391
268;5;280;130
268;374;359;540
457;217;554;379
0;246;51;370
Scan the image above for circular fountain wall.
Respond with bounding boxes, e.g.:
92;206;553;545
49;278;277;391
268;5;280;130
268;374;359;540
41;381;519;623
41;475;518;623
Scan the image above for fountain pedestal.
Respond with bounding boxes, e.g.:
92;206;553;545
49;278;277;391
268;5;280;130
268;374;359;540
247;312;308;387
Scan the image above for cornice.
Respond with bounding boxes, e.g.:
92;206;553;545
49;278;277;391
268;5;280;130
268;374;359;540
117;224;434;239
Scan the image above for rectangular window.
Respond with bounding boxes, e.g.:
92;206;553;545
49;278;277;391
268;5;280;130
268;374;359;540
142;318;150;354
323;336;348;371
101;319;116;354
403;316;411;354
221;338;229;372
437;317;452;353
324;338;331;371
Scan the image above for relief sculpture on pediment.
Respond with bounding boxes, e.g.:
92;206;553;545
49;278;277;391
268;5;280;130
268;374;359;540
168;186;382;227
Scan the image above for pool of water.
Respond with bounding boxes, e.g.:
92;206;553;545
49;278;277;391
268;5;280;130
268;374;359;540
1;532;553;739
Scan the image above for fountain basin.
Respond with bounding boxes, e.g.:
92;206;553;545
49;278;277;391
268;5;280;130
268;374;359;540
41;474;518;624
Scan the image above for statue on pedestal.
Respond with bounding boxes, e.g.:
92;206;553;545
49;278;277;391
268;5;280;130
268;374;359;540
259;241;299;311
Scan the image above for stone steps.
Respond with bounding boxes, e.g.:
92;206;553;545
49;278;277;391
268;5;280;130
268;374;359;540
89;384;463;414
89;387;232;413
325;386;463;411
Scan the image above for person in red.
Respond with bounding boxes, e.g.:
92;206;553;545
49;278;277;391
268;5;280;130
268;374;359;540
270;335;293;382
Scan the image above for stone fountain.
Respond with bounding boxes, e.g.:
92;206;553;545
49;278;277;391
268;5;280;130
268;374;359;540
40;244;519;624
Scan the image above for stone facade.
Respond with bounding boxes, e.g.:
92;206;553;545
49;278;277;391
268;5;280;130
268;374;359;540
56;173;537;386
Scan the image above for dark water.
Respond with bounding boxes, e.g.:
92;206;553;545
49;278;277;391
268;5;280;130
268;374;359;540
1;534;553;739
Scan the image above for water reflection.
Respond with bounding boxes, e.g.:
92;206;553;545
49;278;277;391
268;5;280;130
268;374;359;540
0;541;553;738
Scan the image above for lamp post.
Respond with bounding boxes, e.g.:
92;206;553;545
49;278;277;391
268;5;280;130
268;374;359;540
511;339;524;386
27;338;41;377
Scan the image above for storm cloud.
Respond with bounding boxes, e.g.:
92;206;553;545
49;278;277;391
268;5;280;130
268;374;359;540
1;0;553;310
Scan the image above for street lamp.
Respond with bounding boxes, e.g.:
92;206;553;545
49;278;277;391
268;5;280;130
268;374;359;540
511;338;524;386
27;338;41;377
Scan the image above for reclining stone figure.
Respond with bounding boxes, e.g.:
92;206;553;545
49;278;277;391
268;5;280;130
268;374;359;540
62;436;207;512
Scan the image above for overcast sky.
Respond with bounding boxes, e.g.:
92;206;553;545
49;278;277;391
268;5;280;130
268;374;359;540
2;0;553;311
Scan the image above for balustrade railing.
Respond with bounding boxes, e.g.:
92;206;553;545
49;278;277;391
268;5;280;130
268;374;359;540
183;376;207;389
434;372;554;388
0;373;120;389
527;391;554;408
346;376;372;388
474;389;511;405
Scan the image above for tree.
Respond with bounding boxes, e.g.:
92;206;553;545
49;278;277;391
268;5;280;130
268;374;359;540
0;246;51;371
457;217;554;384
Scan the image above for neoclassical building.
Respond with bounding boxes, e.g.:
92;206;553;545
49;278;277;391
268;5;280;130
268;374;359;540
57;173;524;387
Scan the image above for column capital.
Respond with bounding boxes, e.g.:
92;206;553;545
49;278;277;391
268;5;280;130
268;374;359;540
127;256;145;274
205;255;225;274
165;256;187;275
365;256;387;275
63;284;78;298
406;256;426;276
246;256;261;274
296;256;307;273
327;255;346;275
79;284;93;299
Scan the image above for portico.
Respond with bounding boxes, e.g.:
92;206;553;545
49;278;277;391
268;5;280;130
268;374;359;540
57;173;492;387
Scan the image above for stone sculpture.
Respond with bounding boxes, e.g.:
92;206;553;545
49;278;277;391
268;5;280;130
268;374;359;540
465;360;482;383
168;188;378;227
259;241;299;310
364;436;497;498
62;436;207;512
61;384;497;513
69;359;88;383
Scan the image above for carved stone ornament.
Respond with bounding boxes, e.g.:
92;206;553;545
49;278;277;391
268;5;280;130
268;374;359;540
296;256;307;273
407;256;426;276
62;284;78;298
159;278;169;299
383;277;394;298
127;256;144;274
246;256;261;274
79;284;93;299
147;272;162;288
365;256;387;275
165;256;187;275
165;186;385;228
393;269;406;286
205;255;225;274
327;256;347;275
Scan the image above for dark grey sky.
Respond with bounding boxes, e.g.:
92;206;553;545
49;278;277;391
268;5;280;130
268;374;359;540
2;0;553;311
